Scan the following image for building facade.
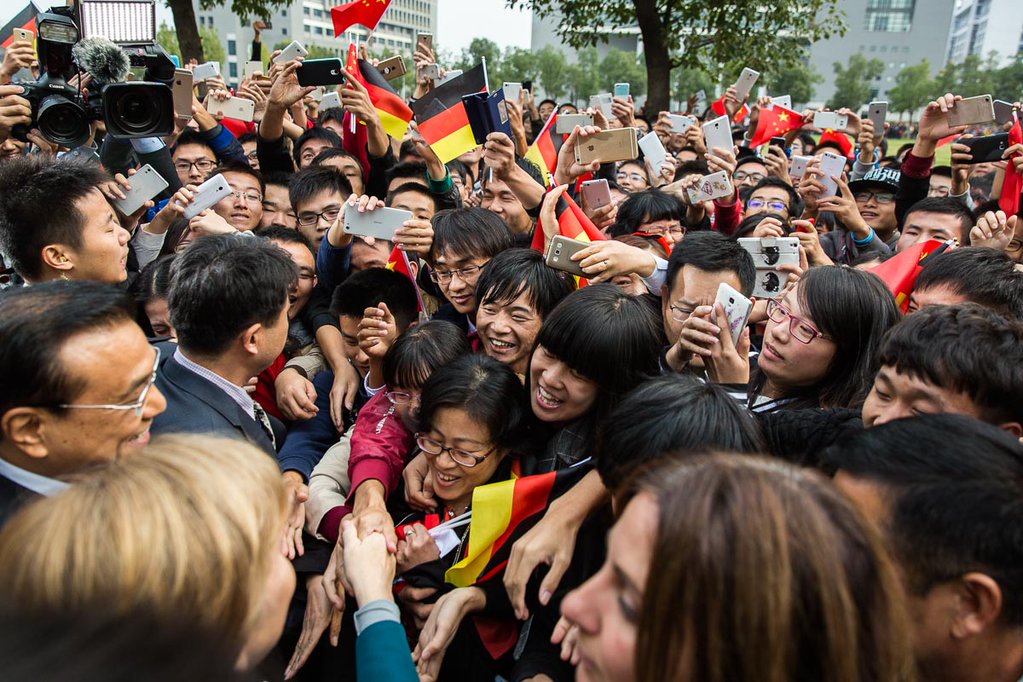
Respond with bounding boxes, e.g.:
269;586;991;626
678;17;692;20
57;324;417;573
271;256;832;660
946;0;1023;66
529;10;640;65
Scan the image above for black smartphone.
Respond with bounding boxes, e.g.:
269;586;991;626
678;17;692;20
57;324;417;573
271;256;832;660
522;80;533;93
297;58;345;87
769;135;790;158
961;133;1009;164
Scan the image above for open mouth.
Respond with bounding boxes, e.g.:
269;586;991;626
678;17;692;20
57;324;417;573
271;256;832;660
535;384;564;409
125;428;151;447
486;337;516;354
434;470;461;488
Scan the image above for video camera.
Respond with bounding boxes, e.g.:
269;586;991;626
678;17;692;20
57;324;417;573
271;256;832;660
12;6;175;148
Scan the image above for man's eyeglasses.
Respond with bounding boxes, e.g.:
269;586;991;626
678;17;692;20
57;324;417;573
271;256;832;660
734;170;765;183
639;223;685;238
229;190;263;204
616;172;647;184
766;300;829;344
174;159;216;174
429;261;489;285
854;190;895;205
670;303;695;323
245;149;259;160
57;347;161;417
747;198;788;213
386;390;420;406
297;205;341;227
416;434;496;468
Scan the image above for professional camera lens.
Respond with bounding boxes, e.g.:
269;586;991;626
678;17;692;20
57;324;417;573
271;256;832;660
112;88;157;135
102;82;174;138
37;95;90;148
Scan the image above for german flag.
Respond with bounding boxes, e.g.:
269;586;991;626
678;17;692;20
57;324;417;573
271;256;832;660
385;246;425;313
530;192;606;252
524;112;563;187
346;52;413;141
410;63;488;164
1;3;37;50
868;238;952;312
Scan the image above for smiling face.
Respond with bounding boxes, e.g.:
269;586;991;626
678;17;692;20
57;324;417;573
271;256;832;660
529;345;599;424
213;171;263;232
745;185;791;220
62;189;131;284
434;248;489;315
477;290;543;375
423;406;505;512
294;189;344;252
482;176;532;234
271;241;316;319
759;285;837;396
861;365;985;428
854;184;898;235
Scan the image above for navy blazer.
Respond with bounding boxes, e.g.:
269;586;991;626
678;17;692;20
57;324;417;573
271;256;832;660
0;472;38;529
151;344;283;457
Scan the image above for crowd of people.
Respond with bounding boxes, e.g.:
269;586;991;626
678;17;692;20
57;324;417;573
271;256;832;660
1;16;1023;682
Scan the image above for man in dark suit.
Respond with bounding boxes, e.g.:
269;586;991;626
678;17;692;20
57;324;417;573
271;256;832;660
0;282;167;527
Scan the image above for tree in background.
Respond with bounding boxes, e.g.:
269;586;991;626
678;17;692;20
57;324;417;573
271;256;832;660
157;22;226;65
887;60;934;122
506;0;845;114
600;49;647;97
933;53;999;99
671;67;715;110
566;46;601;103
166;0;285;63
827;54;884;110
766;58;823;108
534;45;571;100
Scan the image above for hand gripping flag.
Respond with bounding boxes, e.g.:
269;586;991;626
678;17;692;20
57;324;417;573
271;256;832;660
410;62;489;163
531;192;605;286
868;239;952;312
524;112;564;187
331;0;390;37
710;95;750;124
999;114;1022;216
346;48;413;141
750;104;805;148
341;44;371;180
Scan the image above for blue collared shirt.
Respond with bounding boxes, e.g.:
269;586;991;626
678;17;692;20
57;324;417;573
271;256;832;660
0;458;69;496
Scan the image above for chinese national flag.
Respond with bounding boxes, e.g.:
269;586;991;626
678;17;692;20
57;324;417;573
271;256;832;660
710;96;750;123
331;0;391;36
750;104;805;148
868;239;951;312
818;129;855;159
385;246;425;313
999;115;1022;216
346;50;413;140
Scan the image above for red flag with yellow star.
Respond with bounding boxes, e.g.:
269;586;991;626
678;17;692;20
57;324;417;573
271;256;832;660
331;0;390;36
750;104;805;148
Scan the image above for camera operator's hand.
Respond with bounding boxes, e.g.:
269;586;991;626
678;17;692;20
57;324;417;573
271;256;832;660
237;80;269;123
553;125;602;186
610;96;634;129
481;132;517;178
0;40;35;83
206;73;230;96
102;169;154;229
0;86;32;142
25;128;57;155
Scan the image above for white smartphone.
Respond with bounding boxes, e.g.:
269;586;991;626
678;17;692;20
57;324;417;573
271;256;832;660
502;82;522;104
638;131;668;171
867;101;887;134
191;61;220;82
580;179;611;210
113;165;170;216
686;171;734;203
437;69;462;85
771;94;792;110
242;60;264;80
702;115;733;154
738;237;800;298
320;91;342;111
206;95;256;122
818;151;848;198
344;205;413;240
668;114;696;134
420;63;441;81
309;86;325;102
813;111;849;131
715;282;753;346
789;155;813;179
183;173;233;220
733;67;760;100
590;93;613;120
273;40;308;64
555;113;593;134
695;89;707;110
613;82;630;98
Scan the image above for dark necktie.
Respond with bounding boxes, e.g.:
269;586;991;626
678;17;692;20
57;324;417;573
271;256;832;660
252;402;277;449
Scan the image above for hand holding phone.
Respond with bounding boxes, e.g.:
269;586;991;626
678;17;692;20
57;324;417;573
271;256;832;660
946;95;995;127
733;68;760;101
544;236;588;277
112;165;170;216
702;115;733;154
715;282;753;346
183;174;232;220
580;179;612;210
273;40;308;64
812;111;849;131
344;205;413;240
191;61;220;82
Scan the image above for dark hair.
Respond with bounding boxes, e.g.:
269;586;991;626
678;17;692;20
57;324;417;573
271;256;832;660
930;165;952;178
795;132;816;153
815;140;849;158
262;170;293;189
538;98;557;110
168;234;297;356
877;303;1023;426
914;247;1023;319
446;159;469;185
386;160;428;187
609;190;685;237
129;255;175;336
172;129;214;155
311;147;362;172
733;212;789;239
596;374;764;490
734;155;767;173
209;160;264;194
0;156;111;280
430;208;513;262
902;196;974;241
317;107;346;127
483;157;545;191
674;159;709;182
0;281;135;419
418;354;526;451
665;231;756;297
237;132;257;145
747;176;801;215
288;166;353;212
256;225;314;257
293;126;342;166
382;320;471;389
826;414;1023;626
475;248;575;320
385;182;438;212
398;139;421;161
329;267;419;332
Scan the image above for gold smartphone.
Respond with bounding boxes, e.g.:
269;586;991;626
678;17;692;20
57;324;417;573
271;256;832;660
574;128;639;166
544;235;589;277
376;55;406;81
947;95;995;127
12;28;32;42
172;69;194;120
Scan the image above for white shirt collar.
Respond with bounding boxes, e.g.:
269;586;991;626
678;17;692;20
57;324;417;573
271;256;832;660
173;348;255;416
0;457;70;496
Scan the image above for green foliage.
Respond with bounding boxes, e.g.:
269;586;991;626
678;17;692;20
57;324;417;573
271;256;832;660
158;22;225;64
196;0;288;23
566;47;601;103
765;59;823;108
600;49;646;97
887;60;935;119
827;54;884;110
534;45;571;100
670;67;715;108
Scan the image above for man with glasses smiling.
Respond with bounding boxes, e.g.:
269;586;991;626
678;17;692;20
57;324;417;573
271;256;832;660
0;281;167;527
210;161;265;233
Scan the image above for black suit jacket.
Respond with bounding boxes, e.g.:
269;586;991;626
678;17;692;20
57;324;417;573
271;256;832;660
0;472;38;529
151;345;283;457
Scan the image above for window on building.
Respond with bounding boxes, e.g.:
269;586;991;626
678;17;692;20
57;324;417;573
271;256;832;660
314;8;322;17
199;15;205;25
282;27;288;35
315;26;324;34
228;39;236;56
864;0;914;32
282;8;287;16
229;62;238;78
304;7;310;15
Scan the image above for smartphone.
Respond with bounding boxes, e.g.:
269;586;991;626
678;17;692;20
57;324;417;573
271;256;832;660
947;95;995;127
544;235;588;277
273;40;308;64
638;131;668;170
259;20;273;29
574;128;640;165
589;93;613;120
686;171;734;203
420;63;441;81
376;55;406;81
345;205;413;240
715;282;753;346
813;111;849;131
112;164;170;216
738;237;800;298
555;113;594;134
702;115;733;154
789;154;812;179
242;60;264;80
416;33;433;54
191;61;220;82
297;58;344;86
668;114;696;134
183;173;233;220
867;101;887;134
580;179;611;210
502;82;522;105
206;95;256;122
12;28;32;41
993;99;1016;126
320;91;342;111
771;94;792;110
733;67;760;100
960;133;1010;164
522;80;533;93
818;151;847;198
613;82;630;98
172;69;193;120
769;136;787;149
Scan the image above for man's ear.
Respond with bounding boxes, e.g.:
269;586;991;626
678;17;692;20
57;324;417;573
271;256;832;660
1;408;51;460
408;260;420;280
998;421;1023;439
949;572;1003;640
40;244;74;275
240;323;262;357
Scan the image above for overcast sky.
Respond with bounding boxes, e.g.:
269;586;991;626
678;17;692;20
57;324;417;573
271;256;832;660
0;0;534;52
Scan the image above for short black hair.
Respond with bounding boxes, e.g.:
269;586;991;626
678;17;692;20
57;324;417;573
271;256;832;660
674;159;709;182
446;159;469;185
385;182;438;212
168;234;297;356
237;132;257;145
129;255;175;336
538;98;557;110
930;165;952;178
877;303;1023;426
915;247;1023;319
0;281;135;419
826;414;1023;626
383;320;470;390
172;129;214;155
665;231;756;297
311;147;362;171
596;374;765;491
609;190;685;237
475;248;575;320
0;156;111;281
386;160;428;187
318;107;346;126
902;196;975;241
256;225;314;257
482;158;545;191
430;208;513;262
262;171;293;189
209;160;264;194
293;127;342;166
329;267;419;333
747;176;801;215
288;166;353;212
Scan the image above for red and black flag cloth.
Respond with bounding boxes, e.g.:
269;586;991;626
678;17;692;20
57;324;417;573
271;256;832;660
409;62;488;163
1;3;37;50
